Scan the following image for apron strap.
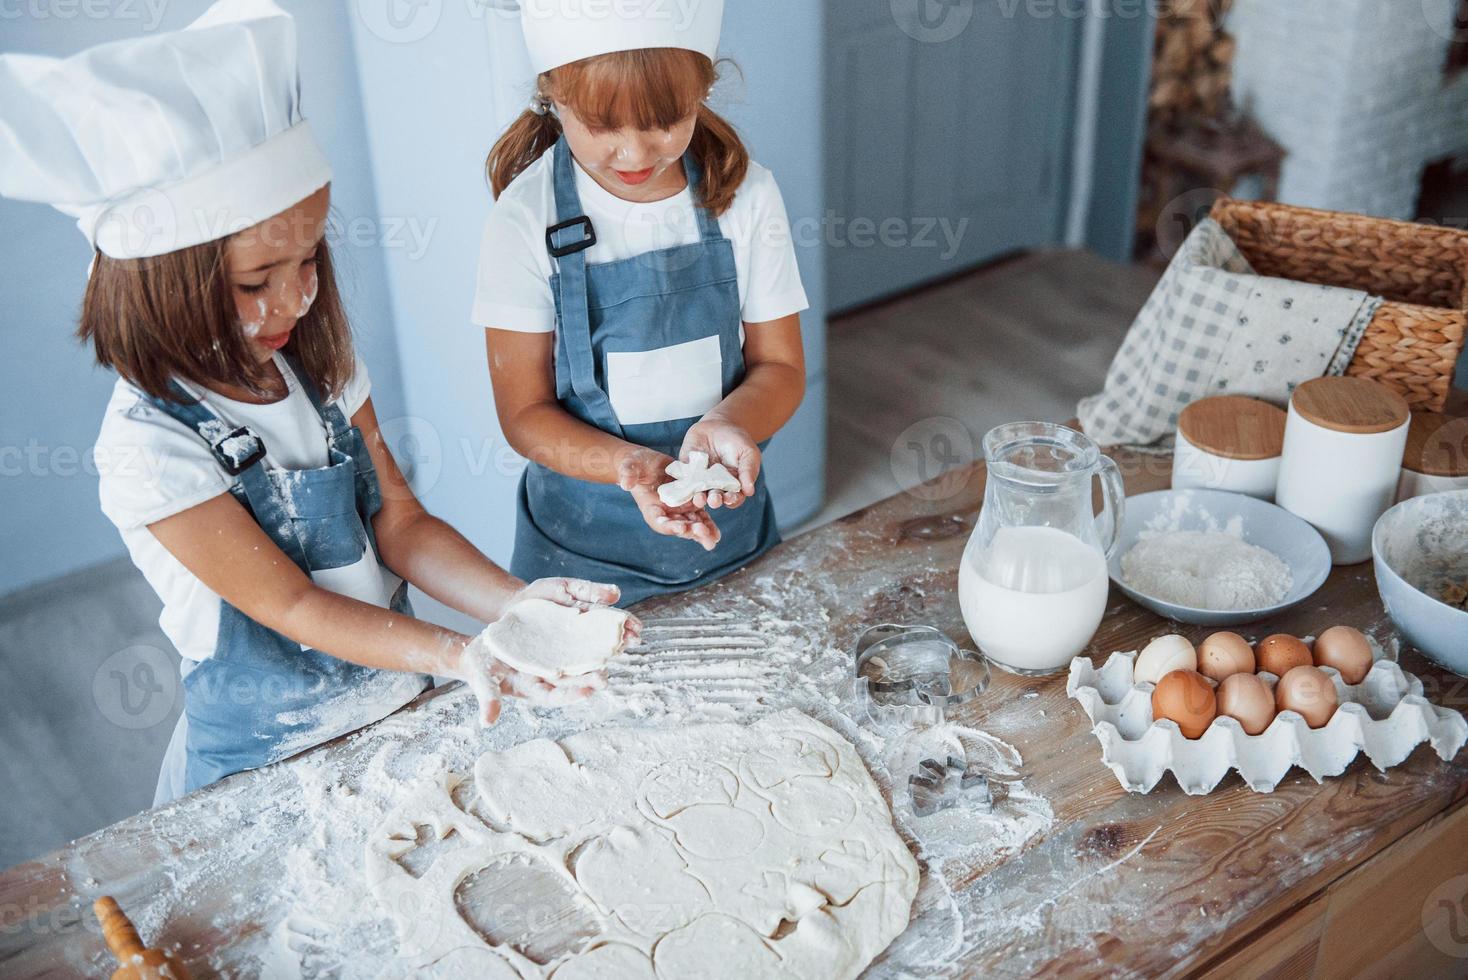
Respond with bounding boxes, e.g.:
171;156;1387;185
144;383;310;570
683;153;723;243
280;353;390;562
549;136;625;437
279;352;355;445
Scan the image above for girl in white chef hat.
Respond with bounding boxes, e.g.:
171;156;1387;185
477;0;810;606
0;0;637;803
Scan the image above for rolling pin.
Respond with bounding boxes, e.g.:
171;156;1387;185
93;896;194;980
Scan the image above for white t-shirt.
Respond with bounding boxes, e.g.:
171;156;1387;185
95;354;396;663
472;147;810;333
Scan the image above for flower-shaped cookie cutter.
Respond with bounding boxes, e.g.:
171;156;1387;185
850;624;991;728
907;755;1021;817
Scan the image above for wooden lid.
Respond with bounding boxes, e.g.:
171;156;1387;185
1291;377;1410;435
1402;411;1468;477
1177;396;1287;460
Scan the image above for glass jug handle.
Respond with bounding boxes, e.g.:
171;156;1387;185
1094;455;1127;560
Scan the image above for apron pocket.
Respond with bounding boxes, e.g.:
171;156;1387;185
605;334;723;426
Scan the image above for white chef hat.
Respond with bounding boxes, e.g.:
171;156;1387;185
503;0;724;75
0;0;331;260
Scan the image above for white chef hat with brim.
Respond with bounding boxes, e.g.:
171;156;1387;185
497;0;724;76
0;0;331;261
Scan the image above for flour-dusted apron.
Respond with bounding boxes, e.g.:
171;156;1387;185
510;136;781;607
148;356;430;802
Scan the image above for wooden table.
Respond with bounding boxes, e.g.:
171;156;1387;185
3;444;1467;978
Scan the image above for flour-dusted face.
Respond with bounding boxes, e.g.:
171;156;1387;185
225;184;330;364
556;103;698;203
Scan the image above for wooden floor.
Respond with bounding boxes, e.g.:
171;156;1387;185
0;249;1159;871
809;248;1160;527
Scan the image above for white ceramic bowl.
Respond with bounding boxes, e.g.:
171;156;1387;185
1372;490;1468;676
1108;489;1332;626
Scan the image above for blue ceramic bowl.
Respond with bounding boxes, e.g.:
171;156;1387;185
1373;490;1468;676
1108;489;1332;627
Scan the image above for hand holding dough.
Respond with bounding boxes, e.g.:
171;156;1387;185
658;451;742;508
477;598;632;680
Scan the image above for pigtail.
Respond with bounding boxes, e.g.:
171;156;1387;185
487;97;563;199
688;103;749;219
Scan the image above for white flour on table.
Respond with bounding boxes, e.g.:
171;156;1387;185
60;562;1055;978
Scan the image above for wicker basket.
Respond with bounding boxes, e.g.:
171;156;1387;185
1209;197;1468;412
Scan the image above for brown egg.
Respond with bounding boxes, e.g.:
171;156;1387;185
1151;669;1218;739
1198;632;1256;682
1313;625;1374;685
1276;665;1339;729
1217;673;1275;735
1256;634;1312;677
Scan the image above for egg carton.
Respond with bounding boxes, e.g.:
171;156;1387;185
1066;652;1468;794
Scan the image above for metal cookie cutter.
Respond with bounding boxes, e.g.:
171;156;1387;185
907;755;1023;818
852;624;991;727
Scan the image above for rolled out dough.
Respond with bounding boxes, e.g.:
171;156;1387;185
477;599;630;679
365;711;919;979
658;451;742;507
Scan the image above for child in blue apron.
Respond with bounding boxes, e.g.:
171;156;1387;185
0;0;635;803
474;0;810;606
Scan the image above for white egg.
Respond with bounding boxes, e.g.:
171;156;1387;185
1134;634;1199;686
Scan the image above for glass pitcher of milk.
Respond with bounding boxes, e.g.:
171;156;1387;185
959;422;1125;675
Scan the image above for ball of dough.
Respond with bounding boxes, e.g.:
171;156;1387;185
1276;665;1339;729
1255;634;1311;678
1312;625;1373;685
1217;672;1275;735
1198;631;1255;682
1135;634;1198;686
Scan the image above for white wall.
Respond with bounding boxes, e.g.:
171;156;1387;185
1231;0;1468;218
0;0;406;595
348;0;828;629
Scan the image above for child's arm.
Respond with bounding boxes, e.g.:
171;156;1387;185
351;396;625;620
486;328;722;550
147;494;592;723
678;313;806;509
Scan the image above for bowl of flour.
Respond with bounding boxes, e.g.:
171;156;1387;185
1109;489;1332;626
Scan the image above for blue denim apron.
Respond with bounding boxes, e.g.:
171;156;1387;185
510;136;781;606
147;356;430;797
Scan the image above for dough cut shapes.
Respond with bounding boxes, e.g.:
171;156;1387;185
476;598;630;680
365;711;919;979
658;451;742;507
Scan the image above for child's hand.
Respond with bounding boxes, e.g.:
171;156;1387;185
679;420;761;510
453;636;607;726
616;447;721;552
508;577;643;648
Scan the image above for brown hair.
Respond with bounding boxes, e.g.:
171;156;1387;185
486;48;748;217
78;238;356;403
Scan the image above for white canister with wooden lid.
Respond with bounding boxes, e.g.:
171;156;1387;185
1396;411;1468;501
1277;377;1410;564
1173;395;1287;500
